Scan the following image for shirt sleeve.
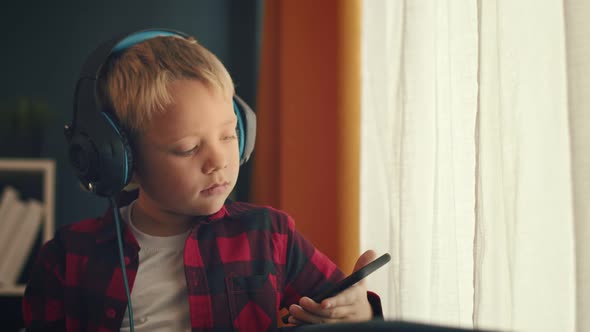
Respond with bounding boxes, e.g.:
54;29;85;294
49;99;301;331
280;214;384;319
280;214;345;308
22;238;67;329
367;291;384;319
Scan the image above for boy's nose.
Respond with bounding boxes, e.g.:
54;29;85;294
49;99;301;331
202;145;227;174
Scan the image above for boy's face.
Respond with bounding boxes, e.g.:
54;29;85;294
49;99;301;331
133;79;240;217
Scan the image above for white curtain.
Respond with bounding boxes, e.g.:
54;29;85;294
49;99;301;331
565;1;590;331
359;1;589;331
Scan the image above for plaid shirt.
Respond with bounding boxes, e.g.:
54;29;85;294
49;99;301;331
23;199;382;331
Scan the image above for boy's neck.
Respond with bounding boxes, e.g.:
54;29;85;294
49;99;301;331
131;198;195;237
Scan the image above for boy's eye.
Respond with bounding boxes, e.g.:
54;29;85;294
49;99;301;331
175;145;199;156
222;134;237;141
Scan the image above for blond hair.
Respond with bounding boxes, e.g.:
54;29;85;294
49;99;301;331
98;35;234;135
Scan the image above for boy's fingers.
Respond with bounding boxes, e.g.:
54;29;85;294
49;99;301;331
296;298;341;318
321;284;364;309
290;303;353;324
299;297;327;314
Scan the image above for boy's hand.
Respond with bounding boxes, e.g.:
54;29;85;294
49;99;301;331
287;250;377;324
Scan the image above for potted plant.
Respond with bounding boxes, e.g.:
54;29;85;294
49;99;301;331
0;97;51;158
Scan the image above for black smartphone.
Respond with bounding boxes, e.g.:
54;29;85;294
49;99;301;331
282;252;391;324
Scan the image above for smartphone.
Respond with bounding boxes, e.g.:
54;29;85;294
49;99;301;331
282;252;391;323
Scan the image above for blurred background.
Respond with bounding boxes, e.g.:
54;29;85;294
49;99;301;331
0;0;263;225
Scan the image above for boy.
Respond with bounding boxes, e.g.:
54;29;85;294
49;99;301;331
23;30;382;331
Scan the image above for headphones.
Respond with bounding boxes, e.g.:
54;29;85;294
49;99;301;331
64;29;256;197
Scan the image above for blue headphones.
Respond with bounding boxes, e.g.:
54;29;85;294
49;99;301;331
64;29;256;197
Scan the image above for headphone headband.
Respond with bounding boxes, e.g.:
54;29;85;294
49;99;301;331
79;29;190;80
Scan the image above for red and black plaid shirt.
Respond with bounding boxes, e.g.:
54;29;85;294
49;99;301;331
23;200;382;331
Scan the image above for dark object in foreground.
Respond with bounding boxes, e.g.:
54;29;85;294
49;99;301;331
288;320;499;332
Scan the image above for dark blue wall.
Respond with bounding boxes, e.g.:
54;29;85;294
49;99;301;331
0;0;261;228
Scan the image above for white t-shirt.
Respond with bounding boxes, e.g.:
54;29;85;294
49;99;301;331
119;200;192;332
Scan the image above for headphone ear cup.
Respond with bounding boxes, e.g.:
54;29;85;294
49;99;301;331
67;111;134;197
94;112;134;196
68;133;100;188
233;95;256;165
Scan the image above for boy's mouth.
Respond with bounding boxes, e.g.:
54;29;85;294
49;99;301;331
201;181;230;196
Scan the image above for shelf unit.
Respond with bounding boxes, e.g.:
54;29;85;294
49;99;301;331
0;159;55;296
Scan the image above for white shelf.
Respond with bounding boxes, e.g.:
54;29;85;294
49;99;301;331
0;158;55;296
0;284;26;296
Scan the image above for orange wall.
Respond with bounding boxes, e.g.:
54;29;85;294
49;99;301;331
253;0;361;273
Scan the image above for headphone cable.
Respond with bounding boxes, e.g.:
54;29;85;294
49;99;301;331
109;196;135;332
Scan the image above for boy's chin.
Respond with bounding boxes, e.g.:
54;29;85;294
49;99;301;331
195;200;226;216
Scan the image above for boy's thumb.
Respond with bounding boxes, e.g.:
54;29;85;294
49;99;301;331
353;249;378;273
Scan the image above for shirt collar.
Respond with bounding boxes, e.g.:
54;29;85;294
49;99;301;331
95;200;232;243
95;206;140;249
195;204;230;224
